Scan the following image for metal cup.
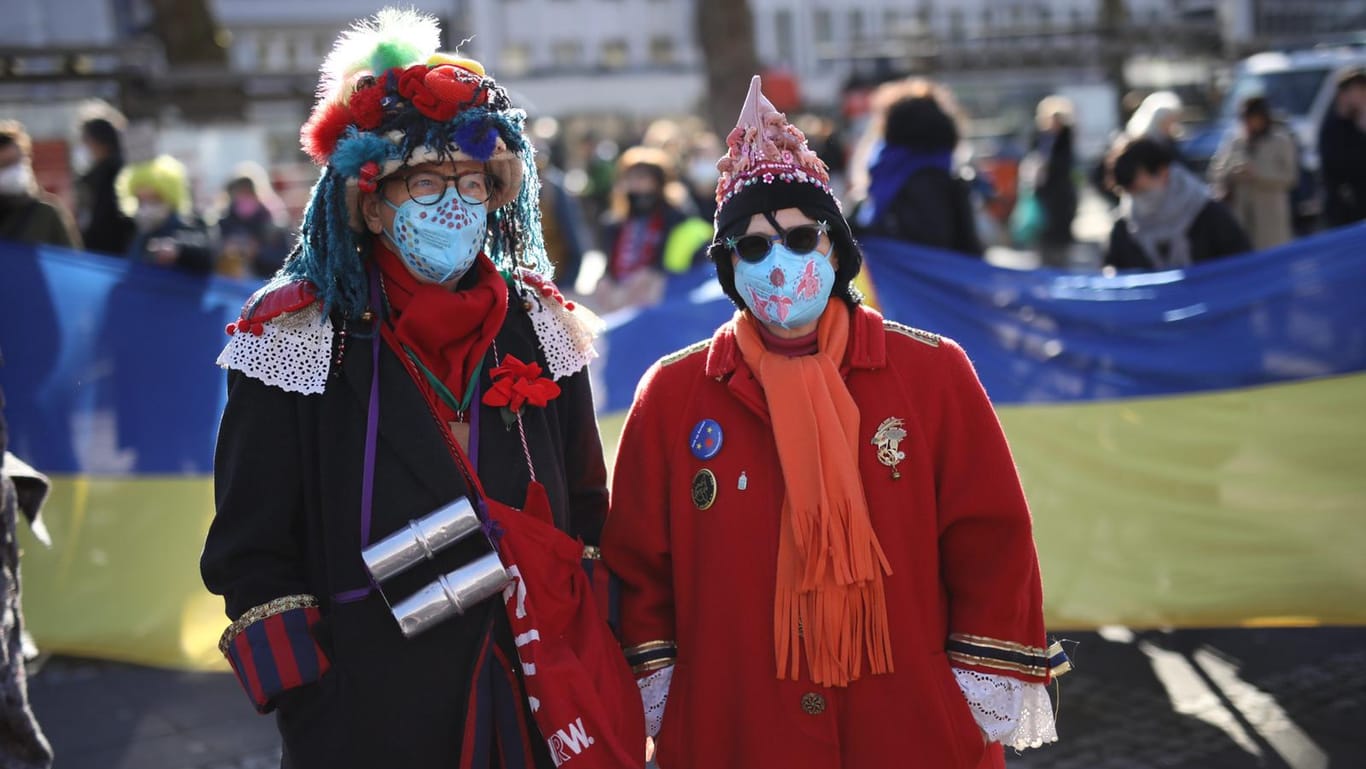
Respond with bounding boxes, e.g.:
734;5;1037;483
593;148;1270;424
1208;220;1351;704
390;552;512;638
361;497;482;584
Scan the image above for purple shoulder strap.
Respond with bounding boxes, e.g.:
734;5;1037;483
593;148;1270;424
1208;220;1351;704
334;268;383;604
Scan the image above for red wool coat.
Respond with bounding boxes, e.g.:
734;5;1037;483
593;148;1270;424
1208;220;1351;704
603;305;1051;769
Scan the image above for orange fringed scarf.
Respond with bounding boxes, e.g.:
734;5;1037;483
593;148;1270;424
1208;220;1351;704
734;301;894;687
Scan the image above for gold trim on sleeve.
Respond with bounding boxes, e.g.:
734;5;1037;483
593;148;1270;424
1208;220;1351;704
217;594;320;655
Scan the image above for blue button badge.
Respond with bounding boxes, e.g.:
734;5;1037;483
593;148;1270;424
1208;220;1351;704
689;419;724;460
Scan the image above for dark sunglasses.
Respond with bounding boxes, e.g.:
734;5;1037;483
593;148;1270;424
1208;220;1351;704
726;222;830;263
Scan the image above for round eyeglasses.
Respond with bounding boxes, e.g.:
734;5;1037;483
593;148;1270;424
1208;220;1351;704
393;170;496;206
727;222;830;263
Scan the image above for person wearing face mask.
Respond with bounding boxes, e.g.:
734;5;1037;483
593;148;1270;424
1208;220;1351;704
73;116;135;255
1104;137;1250;271
117;155;213;273
202;10;642;768
602;76;1068;769
0;121;81;250
593;147;711;311
215;169;290;279
1208;96;1298;251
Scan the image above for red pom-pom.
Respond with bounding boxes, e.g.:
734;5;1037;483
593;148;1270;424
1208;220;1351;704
301;102;354;165
348;84;386;130
250;322;265;336
225;322;238;336
564;302;576;311
357;161;381;193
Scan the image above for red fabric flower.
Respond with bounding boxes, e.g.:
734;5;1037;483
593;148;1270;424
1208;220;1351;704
482;354;561;416
397;64;460;122
348;83;386;130
424;65;487;109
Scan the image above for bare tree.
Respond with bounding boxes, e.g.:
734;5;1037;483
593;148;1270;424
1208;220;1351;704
695;0;762;136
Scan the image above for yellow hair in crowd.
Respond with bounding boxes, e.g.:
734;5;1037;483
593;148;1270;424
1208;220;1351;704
116;154;191;217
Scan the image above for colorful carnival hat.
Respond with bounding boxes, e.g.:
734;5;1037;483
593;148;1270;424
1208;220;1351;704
283;8;547;320
713;75;844;237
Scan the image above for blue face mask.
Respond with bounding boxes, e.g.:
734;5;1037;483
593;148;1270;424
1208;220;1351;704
384;195;488;285
733;244;836;329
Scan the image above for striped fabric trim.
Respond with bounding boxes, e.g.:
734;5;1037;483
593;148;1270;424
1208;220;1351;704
1047;640;1073;678
946;633;1051;679
624;639;676;675
222;603;330;713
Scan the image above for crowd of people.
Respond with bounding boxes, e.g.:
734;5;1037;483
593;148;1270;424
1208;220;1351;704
5;65;1364;313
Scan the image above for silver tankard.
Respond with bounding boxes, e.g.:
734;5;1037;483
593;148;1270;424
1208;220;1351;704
360;497;511;637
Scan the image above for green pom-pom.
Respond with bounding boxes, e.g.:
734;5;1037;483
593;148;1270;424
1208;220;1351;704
371;41;423;74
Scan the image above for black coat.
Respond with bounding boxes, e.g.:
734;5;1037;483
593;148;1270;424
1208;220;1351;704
201;293;607;768
1036;126;1077;246
1318;111;1366;227
1104;199;1251;270
853;168;984;257
75;157;134;255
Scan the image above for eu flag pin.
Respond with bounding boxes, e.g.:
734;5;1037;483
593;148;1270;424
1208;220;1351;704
689;419;724;460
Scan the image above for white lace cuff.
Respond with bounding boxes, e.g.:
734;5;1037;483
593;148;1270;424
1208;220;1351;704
216;303;333;395
515;270;601;380
638;665;672;738
953;667;1057;751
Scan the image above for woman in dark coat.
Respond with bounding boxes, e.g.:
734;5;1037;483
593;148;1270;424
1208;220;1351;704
852;80;983;256
201;11;643;768
1033;96;1078;267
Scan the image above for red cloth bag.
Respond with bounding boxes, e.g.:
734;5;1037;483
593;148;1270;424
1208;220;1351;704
483;483;645;769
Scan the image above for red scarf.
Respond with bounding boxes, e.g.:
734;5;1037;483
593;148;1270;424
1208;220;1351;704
609;212;665;281
374;242;509;419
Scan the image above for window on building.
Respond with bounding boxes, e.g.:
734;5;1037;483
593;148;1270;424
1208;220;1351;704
551;40;583;69
982;9;993;30
501;43;531;76
814;8;833;45
848;9;865;40
601;39;629;70
649;36;676;67
775;10;794;66
255;33;270;70
1040;7;1052;30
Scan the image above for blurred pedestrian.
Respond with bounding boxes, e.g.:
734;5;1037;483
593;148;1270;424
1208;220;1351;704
117;155;212;273
534;137;592;287
73;116;134;255
1126;91;1185;157
202;10;641;766
851;79;983;257
595;146;711;310
0;121;81;249
0;351;54;769
1208;96;1298;250
1032;95;1077;266
1319;68;1366;228
603;75;1066;769
214;166;289;279
1104;138;1250;270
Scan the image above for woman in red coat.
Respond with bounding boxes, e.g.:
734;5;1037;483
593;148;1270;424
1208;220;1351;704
602;76;1069;769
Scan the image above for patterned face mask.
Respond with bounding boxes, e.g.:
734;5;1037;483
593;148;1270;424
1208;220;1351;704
733;243;835;329
384;195;487;284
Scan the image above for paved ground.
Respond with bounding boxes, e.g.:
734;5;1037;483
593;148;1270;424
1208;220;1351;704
27;627;1366;768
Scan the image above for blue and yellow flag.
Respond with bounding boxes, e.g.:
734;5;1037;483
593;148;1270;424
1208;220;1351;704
2;226;1365;670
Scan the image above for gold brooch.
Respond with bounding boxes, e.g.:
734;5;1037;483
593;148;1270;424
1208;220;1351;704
871;417;908;479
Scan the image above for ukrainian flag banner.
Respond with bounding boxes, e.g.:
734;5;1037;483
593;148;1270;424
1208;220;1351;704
2;226;1364;671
